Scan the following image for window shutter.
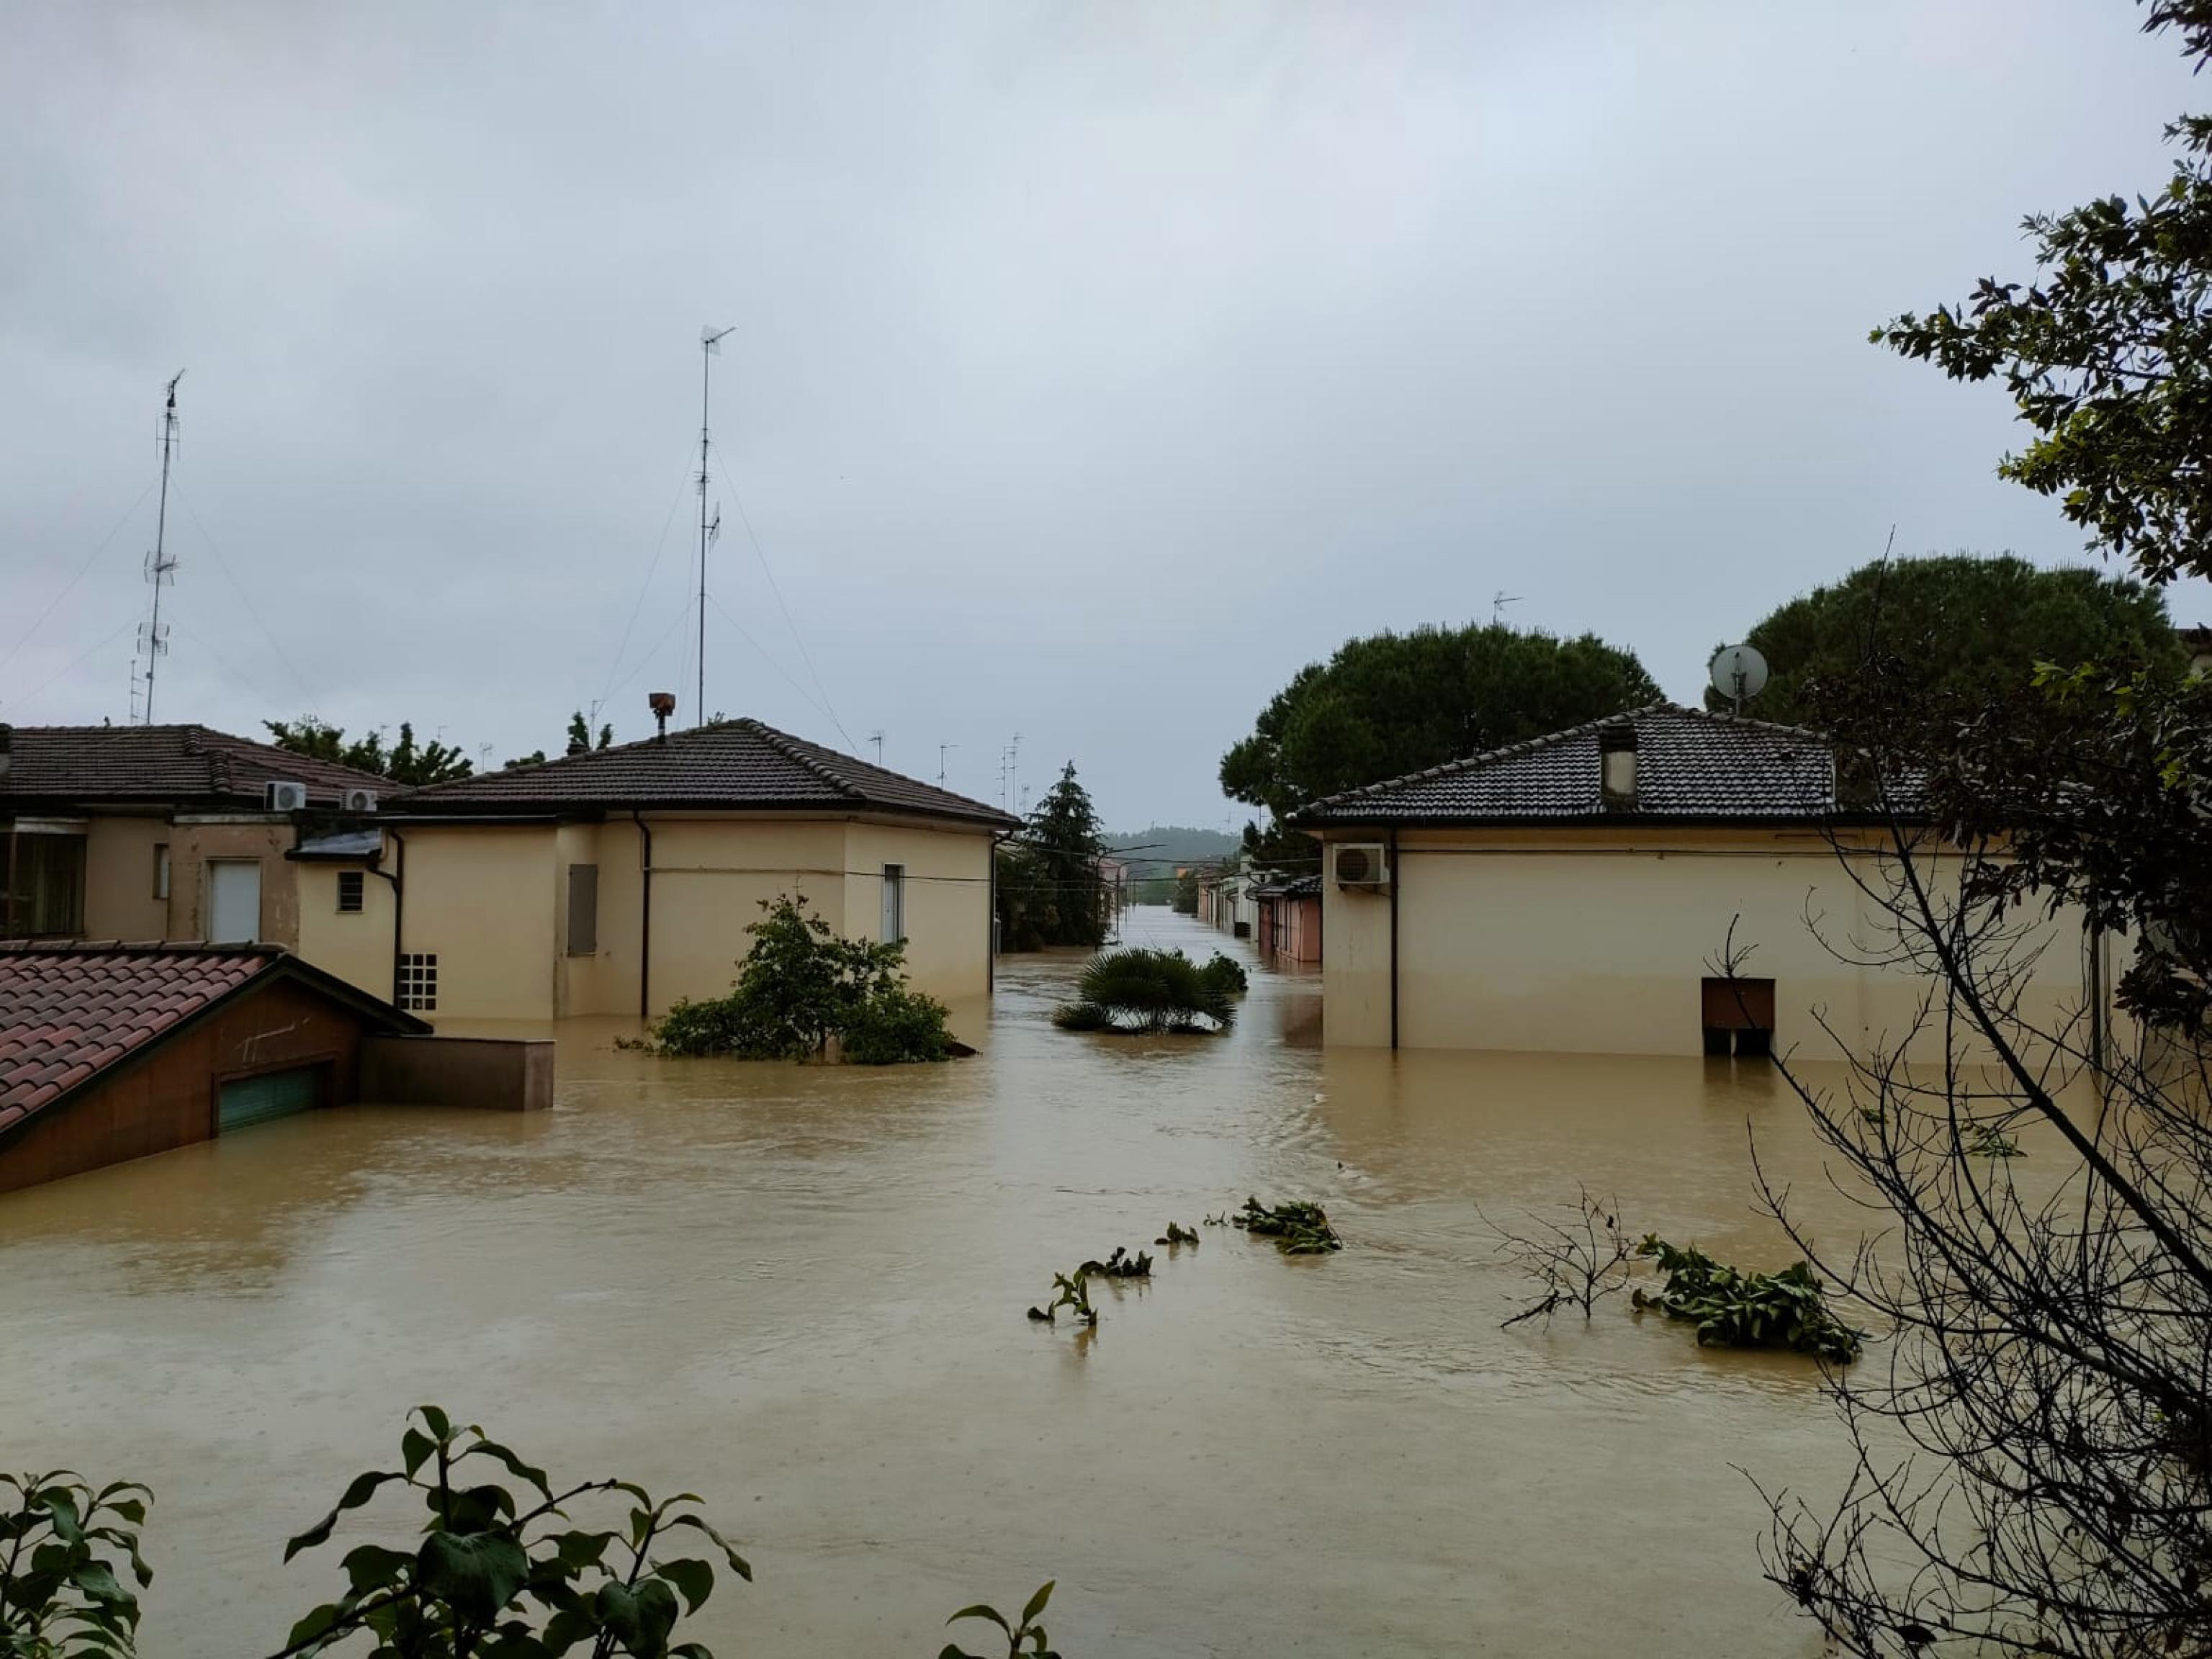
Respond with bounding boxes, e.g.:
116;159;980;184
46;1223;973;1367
567;863;599;956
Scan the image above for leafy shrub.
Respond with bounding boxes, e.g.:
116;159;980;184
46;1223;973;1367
839;984;956;1065
1233;1196;1342;1254
0;1472;152;1658
1632;1236;1863;1362
1198;953;1249;997
647;895;953;1064
275;1405;749;1658
1053;948;1236;1035
944;1581;1061;1659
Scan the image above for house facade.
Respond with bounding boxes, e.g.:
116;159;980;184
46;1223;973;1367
1252;873;1322;966
289;719;1017;1028
0;724;390;947
1292;703;2105;1061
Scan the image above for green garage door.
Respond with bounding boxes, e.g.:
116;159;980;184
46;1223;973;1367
218;1067;322;1133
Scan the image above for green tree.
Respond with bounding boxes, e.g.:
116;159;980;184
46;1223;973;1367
264;718;474;786
1873;2;2212;585
566;711;613;752
1714;552;2180;726
1220;623;1660;824
997;764;1107;950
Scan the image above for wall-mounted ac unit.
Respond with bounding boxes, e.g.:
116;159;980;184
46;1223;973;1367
264;780;309;812
342;787;379;813
1331;842;1391;888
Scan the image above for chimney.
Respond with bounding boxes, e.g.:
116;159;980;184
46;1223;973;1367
649;691;676;742
1599;719;1638;809
0;722;11;781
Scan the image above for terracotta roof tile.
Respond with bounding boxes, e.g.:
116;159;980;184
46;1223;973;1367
398;716;1017;828
0;944;274;1123
0;724;391;809
1293;703;1864;825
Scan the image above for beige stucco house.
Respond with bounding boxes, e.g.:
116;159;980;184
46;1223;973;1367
289;719;1017;1030
1292;703;2107;1061
0;723;390;947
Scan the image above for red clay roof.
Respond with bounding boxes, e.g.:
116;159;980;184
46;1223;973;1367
0;943;426;1139
0;724;391;809
397;717;1017;827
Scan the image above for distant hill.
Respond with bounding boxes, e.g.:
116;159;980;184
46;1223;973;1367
1105;825;1239;876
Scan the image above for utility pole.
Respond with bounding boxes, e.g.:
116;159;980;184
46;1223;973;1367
697;325;734;727
136;371;184;724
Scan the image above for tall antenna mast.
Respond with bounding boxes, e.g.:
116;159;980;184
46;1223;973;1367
136;371;184;724
697;325;734;727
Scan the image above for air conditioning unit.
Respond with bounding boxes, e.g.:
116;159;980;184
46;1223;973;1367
264;780;309;812
342;787;379;814
1331;842;1391;888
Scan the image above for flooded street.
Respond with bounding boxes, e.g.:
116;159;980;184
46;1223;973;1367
0;907;1863;1656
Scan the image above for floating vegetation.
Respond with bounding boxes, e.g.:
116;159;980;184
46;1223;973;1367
1233;1196;1343;1254
1632;1236;1863;1362
1969;1124;2025;1159
1079;1245;1153;1280
1156;1222;1200;1246
1199;951;1249;997
1029;1269;1097;1326
1202;1211;1229;1227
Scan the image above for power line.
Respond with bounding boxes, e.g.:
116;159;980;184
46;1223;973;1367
0;480;155;684
607;596;697;703
599;459;700;714
169;481;315;709
714;441;854;752
704;592;847;730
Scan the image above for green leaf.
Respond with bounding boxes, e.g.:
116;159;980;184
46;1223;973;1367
552;1529;616;1571
662;1514;752;1583
338;1542;415;1594
415;1404;453;1441
286;1471;404;1562
415;1532;531;1622
654;1556;716;1615
1020;1581;1055;1624
463;1437;553;1498
947;1604;1012;1635
401;1429;439;1479
284;1599;349;1652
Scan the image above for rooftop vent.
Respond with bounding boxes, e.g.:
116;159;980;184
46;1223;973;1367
1599;721;1638;809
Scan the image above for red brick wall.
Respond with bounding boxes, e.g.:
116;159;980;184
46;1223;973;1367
0;978;369;1195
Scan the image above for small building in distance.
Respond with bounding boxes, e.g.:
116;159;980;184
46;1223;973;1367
0;723;390;947
1252;873;1322;966
289;716;1018;1028
1292;703;2105;1060
0;943;429;1194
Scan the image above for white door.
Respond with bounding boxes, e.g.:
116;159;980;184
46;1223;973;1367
208;860;262;943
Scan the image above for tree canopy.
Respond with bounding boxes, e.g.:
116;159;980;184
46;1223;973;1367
1714;553;2180;727
997;762;1108;950
265;716;474;786
1220;623;1661;824
1874;2;2212;585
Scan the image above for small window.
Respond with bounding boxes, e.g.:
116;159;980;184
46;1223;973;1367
153;843;171;901
337;871;364;913
567;863;598;956
1;833;87;938
1701;977;1776;1057
398;952;439;1012
881;864;905;943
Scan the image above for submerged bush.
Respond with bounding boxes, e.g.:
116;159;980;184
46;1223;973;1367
1632;1236;1863;1362
0;1470;151;1657
1053;947;1238;1035
648;895;954;1064
1233;1196;1342;1254
1199;952;1249;997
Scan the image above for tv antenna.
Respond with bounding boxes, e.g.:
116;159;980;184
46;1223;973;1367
938;742;956;788
696;325;735;727
132;370;184;724
1493;590;1522;626
870;729;885;765
1708;644;1770;716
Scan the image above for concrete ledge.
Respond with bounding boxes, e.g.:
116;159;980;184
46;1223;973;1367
361;1035;554;1112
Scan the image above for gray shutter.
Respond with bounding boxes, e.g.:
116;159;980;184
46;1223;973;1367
567;863;599;956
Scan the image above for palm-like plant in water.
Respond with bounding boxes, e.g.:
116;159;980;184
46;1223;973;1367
1052;948;1237;1035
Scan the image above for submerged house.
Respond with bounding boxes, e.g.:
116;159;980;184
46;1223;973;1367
1252;873;1322;966
1292;703;2105;1060
289;718;1018;1026
0;943;429;1194
0;723;390;945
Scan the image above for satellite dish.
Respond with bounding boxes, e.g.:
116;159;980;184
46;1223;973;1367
1708;644;1770;711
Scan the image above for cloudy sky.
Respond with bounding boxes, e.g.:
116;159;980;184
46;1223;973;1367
4;1;2206;828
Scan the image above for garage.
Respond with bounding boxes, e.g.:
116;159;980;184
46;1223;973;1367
217;1065;327;1133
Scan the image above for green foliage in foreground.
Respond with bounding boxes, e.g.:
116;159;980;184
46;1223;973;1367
1632;1237;1863;1363
649;896;954;1064
1051;948;1241;1035
1233;1197;1342;1254
0;1471;152;1658
943;1581;1061;1659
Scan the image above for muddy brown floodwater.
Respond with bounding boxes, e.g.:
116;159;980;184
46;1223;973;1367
0;907;1875;1656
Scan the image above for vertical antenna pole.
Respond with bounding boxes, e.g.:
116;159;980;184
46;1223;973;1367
697;335;711;728
141;370;184;724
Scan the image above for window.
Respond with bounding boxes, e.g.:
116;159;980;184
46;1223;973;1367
1701;977;1776;1058
337;871;364;913
398;953;439;1012
881;863;905;943
153;843;171;902
567;863;598;956
1;832;86;938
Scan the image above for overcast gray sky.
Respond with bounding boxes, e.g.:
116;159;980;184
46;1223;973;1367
4;1;2207;828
